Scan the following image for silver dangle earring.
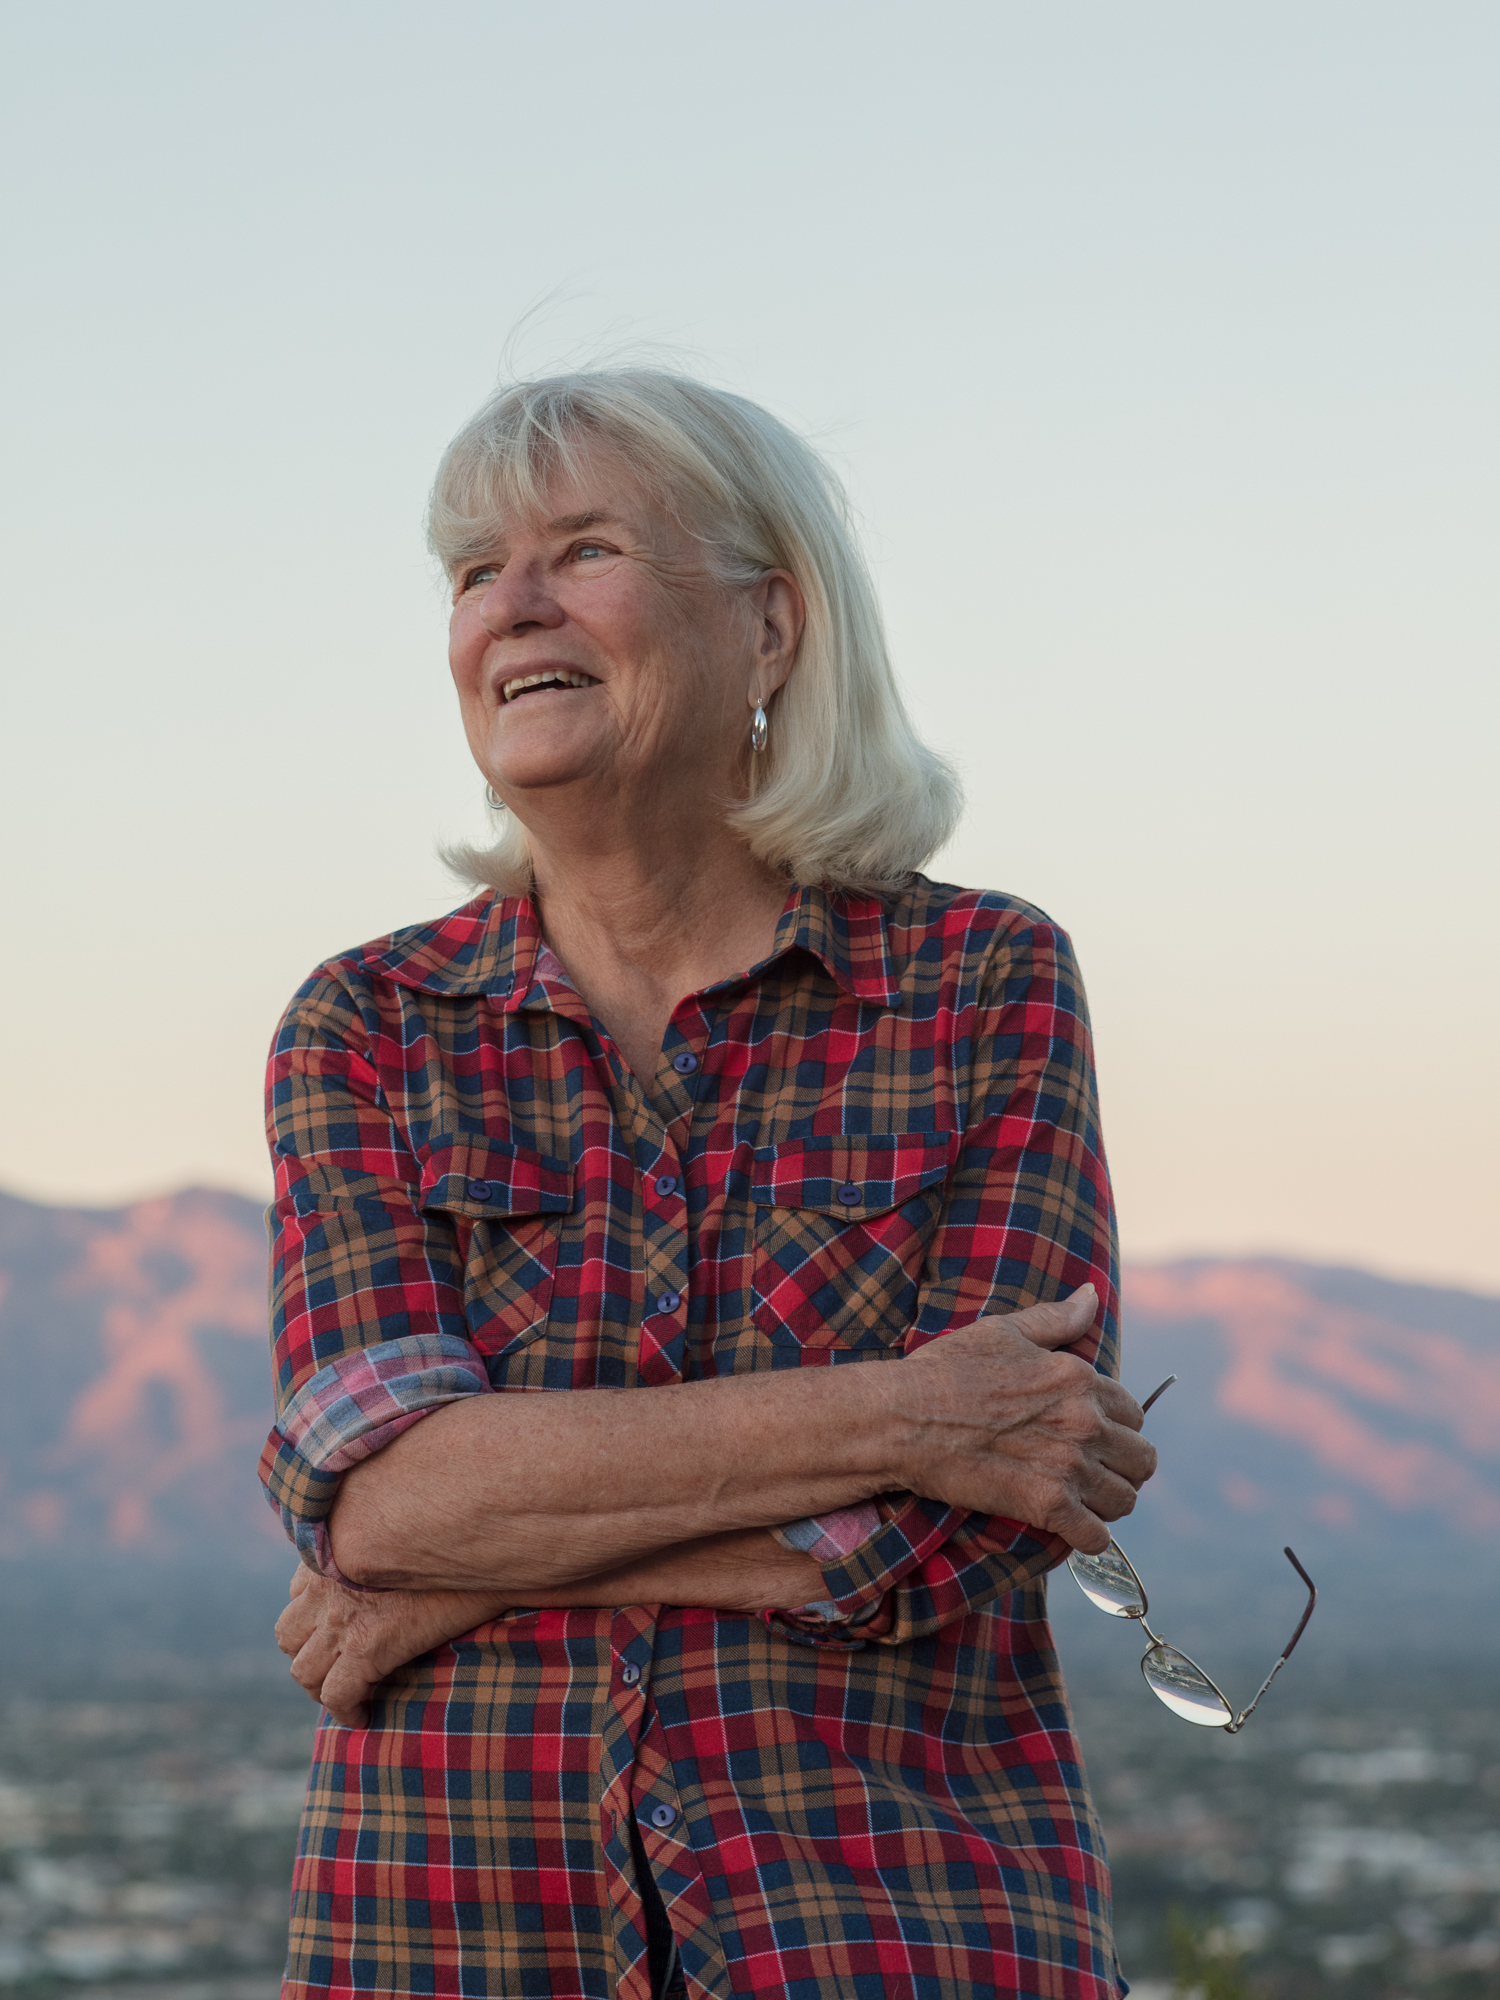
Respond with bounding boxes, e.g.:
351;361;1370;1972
750;699;768;754
484;783;506;811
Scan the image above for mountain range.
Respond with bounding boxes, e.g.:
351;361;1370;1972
0;1184;1494;1666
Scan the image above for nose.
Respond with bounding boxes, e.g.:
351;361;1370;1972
478;561;565;638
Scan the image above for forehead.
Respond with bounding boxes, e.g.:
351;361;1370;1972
477;444;664;551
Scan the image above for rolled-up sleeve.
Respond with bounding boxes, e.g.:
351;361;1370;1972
769;917;1119;1646
257;972;493;1578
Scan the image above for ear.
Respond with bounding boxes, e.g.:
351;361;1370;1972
746;570;805;708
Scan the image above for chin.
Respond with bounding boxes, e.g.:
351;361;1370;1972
489;734;598;794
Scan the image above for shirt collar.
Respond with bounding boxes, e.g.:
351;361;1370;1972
356;892;525;998
358;883;900;1009
768;883;900;1007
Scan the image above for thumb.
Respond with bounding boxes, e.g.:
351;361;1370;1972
1003;1285;1098;1350
1044;1492;1112;1555
319;1654;375;1732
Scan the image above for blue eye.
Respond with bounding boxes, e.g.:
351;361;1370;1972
463;564;500;591
574;543;605;560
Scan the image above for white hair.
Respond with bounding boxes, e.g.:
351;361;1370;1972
428;368;961;896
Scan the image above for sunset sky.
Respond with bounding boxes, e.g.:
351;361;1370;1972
2;2;1495;1290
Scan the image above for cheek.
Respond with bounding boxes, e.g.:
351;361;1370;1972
448;616;489;698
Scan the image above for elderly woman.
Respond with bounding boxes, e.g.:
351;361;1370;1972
265;370;1154;2000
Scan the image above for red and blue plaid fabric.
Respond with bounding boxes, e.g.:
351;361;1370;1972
261;878;1124;1998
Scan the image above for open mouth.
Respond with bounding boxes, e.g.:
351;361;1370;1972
501;670;598;703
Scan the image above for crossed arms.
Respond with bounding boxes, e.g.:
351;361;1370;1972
278;1287;1155;1724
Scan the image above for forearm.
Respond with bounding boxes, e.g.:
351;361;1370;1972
278;1528;831;1728
329;1364;904;1590
518;1527;826;1611
306;1531;822;1650
327;1293;1151;1594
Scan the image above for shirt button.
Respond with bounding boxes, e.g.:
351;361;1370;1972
620;1662;641;1687
838;1183;862;1206
466;1178;494;1201
654;1175;678;1197
656;1291;680;1314
672;1052;698;1074
649;1802;677;1829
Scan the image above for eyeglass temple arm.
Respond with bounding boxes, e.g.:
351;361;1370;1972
1225;1547;1318;1734
1140;1375;1177;1415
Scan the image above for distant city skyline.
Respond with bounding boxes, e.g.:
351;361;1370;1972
1;2;1495;1289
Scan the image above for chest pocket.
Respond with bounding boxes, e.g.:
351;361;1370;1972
751;1132;955;1353
420;1135;573;1361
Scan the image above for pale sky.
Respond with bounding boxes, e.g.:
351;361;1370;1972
2;2;1495;1290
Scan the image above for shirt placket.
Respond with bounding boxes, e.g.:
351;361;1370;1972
600;1609;729;2000
616;1002;711;1391
599;1605;660;1998
637;1119;689;1385
619;1000;735;1996
535;984;721;1989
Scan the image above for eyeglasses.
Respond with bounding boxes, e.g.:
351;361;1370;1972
1067;1375;1318;1734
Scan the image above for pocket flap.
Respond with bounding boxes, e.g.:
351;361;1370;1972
751;1132;954;1219
420;1135;573;1219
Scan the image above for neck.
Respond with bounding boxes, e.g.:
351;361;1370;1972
522;790;791;1011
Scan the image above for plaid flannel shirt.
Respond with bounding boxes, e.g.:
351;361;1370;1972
260;877;1124;1999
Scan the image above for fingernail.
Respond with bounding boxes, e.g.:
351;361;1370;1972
1071;1283;1097;1301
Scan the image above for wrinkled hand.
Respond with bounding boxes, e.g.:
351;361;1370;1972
894;1286;1155;1553
274;1569;506;1728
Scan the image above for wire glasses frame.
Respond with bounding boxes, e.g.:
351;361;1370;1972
1066;1376;1318;1734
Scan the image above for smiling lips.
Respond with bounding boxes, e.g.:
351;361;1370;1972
500;669;598;703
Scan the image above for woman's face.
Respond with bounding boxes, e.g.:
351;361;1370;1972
447;448;786;823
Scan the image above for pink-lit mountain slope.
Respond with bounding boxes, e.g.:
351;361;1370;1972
0;1186;1495;1572
0;1186;280;1561
1116;1259;1500;1556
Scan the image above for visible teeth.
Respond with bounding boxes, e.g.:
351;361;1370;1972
502;670;596;701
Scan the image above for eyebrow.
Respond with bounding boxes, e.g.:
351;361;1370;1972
453;510;628;581
545;510;623;534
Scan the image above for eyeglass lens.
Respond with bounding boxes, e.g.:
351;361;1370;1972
1067;1545;1146;1619
1141;1643;1233;1727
